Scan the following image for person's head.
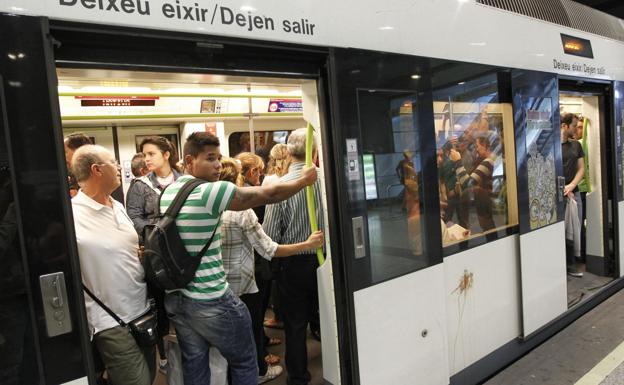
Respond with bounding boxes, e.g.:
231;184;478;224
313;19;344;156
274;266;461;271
64;133;92;169
219;157;243;186
235;152;265;186
561;113;578;140
267;143;291;177
403;150;413;161
183;132;222;182
130;153;149;177
140;136;179;175
475;135;491;158
71;145;121;194
287;127;317;161
576;117;584;140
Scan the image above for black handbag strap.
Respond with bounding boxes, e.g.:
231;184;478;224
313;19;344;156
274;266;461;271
82;283;127;327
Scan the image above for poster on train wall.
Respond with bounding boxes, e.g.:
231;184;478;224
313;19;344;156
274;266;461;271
268;99;302;113
525;98;557;230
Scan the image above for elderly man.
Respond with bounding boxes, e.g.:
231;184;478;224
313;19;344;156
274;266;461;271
263;128;325;385
71;145;154;385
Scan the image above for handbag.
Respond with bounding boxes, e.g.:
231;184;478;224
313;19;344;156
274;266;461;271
82;283;158;348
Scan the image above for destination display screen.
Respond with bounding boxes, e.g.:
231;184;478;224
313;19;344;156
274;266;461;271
560;34;594;59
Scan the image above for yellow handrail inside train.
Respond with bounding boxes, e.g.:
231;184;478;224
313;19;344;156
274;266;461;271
305;122;325;266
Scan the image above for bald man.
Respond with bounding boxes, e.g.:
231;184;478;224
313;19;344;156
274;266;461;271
71;145;155;385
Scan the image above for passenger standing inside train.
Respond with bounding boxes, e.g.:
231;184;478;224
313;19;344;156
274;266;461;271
219;157;323;384
439;141;460;224
162;132;317;385
130;153;150;178
262;144;291;335
237;152;283;366
575;117;590;261
71;145;155;385
64;133;93;197
126;136;181;372
561;113;584;277
450;135;496;232
263;128;325;385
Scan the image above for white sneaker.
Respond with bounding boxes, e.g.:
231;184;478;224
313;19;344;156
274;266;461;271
258;365;283;384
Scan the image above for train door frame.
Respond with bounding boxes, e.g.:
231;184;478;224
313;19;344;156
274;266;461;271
558;78;618;282
50;20;357;383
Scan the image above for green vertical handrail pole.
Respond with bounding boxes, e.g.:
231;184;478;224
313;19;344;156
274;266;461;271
305;122;325;266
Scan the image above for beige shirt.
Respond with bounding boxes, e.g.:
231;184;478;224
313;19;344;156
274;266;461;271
72;191;149;336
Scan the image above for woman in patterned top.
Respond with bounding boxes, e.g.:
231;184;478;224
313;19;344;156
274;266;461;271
219;156;323;384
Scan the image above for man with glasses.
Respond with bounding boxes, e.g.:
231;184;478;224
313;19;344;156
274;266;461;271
71;145;155;385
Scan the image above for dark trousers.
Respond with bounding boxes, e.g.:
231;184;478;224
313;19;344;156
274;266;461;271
240;286;268;376
580;191;587;260
276;255;319;385
474;187;495;232
147;282;169;360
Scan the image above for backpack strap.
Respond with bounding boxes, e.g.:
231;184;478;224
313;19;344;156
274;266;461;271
159;178;221;258
160;178;206;218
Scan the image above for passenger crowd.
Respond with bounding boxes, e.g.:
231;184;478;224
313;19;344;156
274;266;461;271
435;108;499;244
67;128;324;385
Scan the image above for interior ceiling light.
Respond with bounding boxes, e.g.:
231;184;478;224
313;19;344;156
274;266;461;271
411;74;421;79
99;80;129;88
469;42;487;46
378;26;394;31
80;86;152;93
458;81;466;85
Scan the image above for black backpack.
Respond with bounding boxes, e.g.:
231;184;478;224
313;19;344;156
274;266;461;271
143;178;220;290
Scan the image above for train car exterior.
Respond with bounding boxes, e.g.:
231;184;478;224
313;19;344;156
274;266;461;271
1;1;624;384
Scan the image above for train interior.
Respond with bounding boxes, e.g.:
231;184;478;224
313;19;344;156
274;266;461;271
559;84;615;308
57;67;333;385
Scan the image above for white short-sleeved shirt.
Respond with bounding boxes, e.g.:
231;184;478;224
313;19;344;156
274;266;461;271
72;191;149;336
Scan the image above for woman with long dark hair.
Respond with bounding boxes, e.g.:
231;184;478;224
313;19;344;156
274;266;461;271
125;135;181;373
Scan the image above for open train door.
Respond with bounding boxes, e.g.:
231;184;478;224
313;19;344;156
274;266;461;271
511;70;568;337
327;48;449;385
0;13;94;385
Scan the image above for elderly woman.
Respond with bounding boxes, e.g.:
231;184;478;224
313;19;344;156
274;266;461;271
219;157;323;384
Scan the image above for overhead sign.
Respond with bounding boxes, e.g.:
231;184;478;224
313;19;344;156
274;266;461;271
76;95;158;107
561;33;594;59
268;99;302;113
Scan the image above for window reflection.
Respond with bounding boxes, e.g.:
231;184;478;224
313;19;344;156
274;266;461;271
359;90;426;282
434;74;518;247
228;130;290;158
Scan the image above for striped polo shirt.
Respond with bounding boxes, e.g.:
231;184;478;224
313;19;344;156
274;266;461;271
263;162;325;254
160;175;236;301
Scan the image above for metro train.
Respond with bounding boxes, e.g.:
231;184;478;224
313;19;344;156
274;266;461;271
1;1;624;385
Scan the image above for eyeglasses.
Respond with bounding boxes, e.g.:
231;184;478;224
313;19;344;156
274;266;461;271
98;159;120;167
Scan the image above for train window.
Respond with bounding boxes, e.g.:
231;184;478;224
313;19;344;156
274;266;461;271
433;73;518;248
359;90;428;282
228;130;290;157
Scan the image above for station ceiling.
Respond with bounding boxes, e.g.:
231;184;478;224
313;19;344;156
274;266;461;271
572;0;624;20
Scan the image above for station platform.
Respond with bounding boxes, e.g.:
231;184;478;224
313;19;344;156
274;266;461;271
485;287;624;385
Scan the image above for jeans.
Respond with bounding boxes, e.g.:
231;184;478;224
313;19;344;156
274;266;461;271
164;289;258;385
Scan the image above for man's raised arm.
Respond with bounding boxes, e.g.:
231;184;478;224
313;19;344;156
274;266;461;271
229;166;317;211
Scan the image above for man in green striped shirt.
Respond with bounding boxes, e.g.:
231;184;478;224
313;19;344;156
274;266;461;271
162;132;317;385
